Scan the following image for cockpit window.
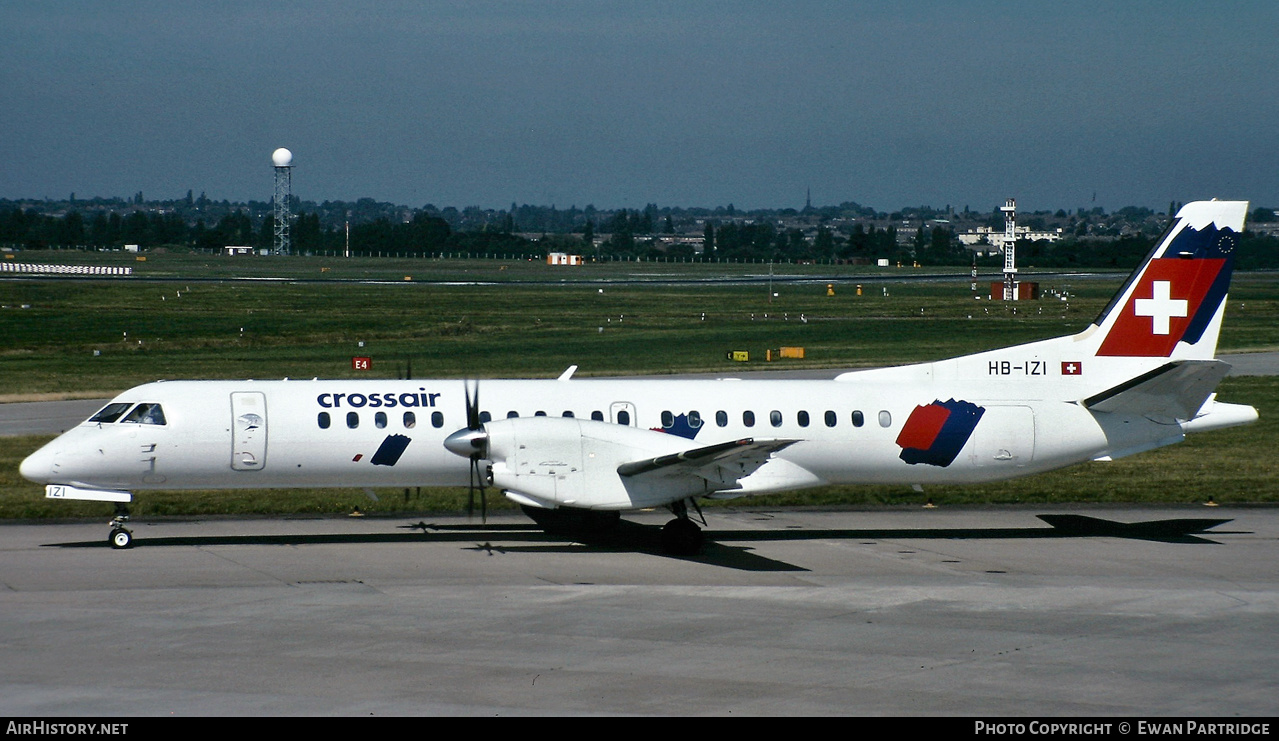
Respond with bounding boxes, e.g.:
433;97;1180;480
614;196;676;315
121;403;167;425
88;403;132;424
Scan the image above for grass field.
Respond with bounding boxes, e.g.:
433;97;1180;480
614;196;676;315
2;253;1276;518
3;254;1276;396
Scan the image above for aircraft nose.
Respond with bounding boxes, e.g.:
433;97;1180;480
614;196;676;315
19;445;54;484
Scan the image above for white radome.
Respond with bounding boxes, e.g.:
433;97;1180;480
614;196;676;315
272;148;293;167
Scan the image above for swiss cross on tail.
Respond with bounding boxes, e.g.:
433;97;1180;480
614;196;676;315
1096;207;1240;358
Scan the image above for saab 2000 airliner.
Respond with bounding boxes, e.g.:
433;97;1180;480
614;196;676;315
20;200;1260;554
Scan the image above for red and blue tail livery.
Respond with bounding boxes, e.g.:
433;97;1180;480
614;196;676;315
1095;202;1242;358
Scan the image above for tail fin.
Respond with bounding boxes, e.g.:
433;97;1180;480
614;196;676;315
1089;200;1247;360
836;200;1249;391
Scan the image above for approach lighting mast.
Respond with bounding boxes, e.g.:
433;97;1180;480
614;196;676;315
272;148;293;255
1001;198;1017;301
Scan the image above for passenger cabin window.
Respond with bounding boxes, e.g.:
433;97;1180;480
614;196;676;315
688;411;702;428
824;410;837;427
591;411;604;421
879;410;892;428
346;412;359;429
403;411;416;428
431;411;444;428
716;410;728;427
852;410;864;428
797;410;809;427
88;403;132;424
375;412;387;429
318;412;331;429
480;411;492;424
562;411;574;418
661;410;674;428
770;410;783;427
122;403;166;425
507;411;519;419
534;411;547;417
617;410;631;426
743;410;755;427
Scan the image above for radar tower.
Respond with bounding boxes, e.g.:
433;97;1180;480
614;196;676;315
1001;198;1017;300
272;148;293;255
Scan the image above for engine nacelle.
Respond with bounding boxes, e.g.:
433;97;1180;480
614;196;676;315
482;417;715;510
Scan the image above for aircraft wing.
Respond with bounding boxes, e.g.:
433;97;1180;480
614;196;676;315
617;437;799;489
1082;360;1232;424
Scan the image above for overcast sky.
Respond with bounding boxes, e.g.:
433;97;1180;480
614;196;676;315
2;1;1276;213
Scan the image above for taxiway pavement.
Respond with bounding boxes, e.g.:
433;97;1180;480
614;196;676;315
1;506;1275;716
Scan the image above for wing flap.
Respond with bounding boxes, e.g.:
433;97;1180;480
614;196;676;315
617;438;798;487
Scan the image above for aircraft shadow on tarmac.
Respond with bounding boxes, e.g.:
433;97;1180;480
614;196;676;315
46;514;1240;573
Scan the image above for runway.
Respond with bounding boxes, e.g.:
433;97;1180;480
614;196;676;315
1;506;1275;716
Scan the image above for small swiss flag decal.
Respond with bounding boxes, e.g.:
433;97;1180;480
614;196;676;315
1061;361;1083;376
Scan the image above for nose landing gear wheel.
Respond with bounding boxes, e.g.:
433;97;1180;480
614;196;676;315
109;527;133;549
108;506;133;549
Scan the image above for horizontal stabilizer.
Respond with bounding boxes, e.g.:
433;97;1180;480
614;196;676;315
1082;360;1231;423
617;438;797;481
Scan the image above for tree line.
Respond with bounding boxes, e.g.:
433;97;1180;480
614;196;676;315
0;206;527;257
3;203;1278;270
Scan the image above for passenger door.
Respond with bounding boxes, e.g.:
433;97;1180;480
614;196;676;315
230;392;268;471
610;401;637;427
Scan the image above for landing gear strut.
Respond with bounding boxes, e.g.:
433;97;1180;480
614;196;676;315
108;504;133;549
661;499;705;556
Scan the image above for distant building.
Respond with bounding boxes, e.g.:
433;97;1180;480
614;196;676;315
654;235;705;253
1248;222;1279;237
959;225;1064;252
546;252;583;265
223;246;254;255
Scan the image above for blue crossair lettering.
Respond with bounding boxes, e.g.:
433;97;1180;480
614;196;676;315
317;389;442;409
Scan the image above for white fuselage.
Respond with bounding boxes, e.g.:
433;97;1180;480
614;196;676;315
21;372;1156;500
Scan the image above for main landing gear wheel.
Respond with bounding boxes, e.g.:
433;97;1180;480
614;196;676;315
660;517;703;556
661;499;705;556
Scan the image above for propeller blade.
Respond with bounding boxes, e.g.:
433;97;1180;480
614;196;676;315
467;458;477;519
465;379;481;431
460;379;486;522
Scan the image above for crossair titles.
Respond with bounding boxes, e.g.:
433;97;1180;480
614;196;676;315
317;388;443;409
